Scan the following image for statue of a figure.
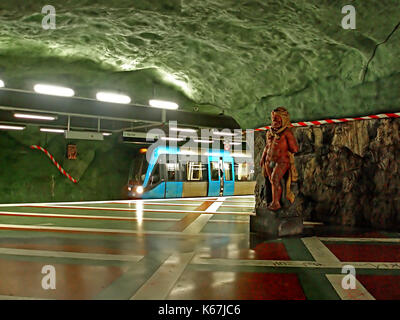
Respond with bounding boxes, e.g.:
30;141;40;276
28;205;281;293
260;107;299;211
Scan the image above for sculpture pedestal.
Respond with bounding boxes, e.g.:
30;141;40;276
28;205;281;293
250;176;303;238
250;209;303;238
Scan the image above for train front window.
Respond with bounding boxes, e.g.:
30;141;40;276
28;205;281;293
131;154;148;183
150;163;160;185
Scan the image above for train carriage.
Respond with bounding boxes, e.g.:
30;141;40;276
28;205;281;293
126;146;255;199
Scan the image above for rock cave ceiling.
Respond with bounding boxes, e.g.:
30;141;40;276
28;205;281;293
0;0;399;128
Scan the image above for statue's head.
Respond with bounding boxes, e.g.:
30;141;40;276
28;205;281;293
271;113;282;130
271;107;290;131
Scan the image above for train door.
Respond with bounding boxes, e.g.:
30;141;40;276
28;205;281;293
165;162;183;198
222;156;234;196
208;156;221;197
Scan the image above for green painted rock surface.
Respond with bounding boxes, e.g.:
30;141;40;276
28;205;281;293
0;127;135;203
0;0;399;128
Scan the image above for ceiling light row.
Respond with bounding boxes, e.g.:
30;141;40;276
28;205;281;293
0;80;178;110
0;124;110;136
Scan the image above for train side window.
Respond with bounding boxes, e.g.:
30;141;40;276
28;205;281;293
179;163;187;181
234;162;254;181
224;162;233;181
201;162;208;181
187;162;206;181
210;162;220;181
166;163;179;181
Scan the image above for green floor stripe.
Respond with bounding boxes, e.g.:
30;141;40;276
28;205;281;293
94;252;170;300
282;238;314;261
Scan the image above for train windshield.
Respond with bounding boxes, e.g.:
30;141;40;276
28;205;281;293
130;154;149;184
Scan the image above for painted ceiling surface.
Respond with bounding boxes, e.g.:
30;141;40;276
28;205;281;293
0;0;399;128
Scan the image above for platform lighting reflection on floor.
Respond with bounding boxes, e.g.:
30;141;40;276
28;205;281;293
40;128;65;133
34;84;75;97
0;80;4;88
14;113;57;121
96;92;131;104
136;200;144;227
0;124;25;130
149;99;179;110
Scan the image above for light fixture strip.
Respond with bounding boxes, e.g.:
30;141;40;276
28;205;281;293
161;137;184;141
0;124;25;131
14;113;57;121
40;128;65;133
96;92;131;104
149;99;179;110
34;84;75;97
212;130;238;137
170;127;196;133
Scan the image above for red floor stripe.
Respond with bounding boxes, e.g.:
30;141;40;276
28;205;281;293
209;242;291;260
168;271;306;300
357;275;400;300
325;243;400;262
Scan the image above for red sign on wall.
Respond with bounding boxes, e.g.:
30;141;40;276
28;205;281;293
67;144;77;160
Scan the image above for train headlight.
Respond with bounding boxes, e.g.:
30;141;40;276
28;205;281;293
136;186;144;194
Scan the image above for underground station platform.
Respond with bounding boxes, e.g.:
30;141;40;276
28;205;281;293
0;1;399;310
0;195;399;300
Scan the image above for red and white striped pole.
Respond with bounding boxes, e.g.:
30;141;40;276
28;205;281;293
254;112;400;131
30;145;78;183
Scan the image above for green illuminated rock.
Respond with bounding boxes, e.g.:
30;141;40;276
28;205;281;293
0;0;399;128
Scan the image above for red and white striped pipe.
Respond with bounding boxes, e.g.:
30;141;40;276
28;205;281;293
30;145;78;183
254;112;400;131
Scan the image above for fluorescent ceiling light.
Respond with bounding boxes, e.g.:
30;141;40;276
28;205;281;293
228;142;243;145
14;113;57;121
212;130;238;137
102;132;112;136
40;128;65;133
149;99;179;110
205;152;222;157
194;139;213;144
34;84;75;97
0;124;25;131
161;137;184;141
170;127;196;133
179;150;198;155
0;80;4;88
231;153;252;158
96;92;131;104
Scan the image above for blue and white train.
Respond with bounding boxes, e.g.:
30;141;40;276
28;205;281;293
126;146;255;199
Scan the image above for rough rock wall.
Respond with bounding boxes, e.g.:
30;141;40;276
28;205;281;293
0;126;135;203
255;118;400;230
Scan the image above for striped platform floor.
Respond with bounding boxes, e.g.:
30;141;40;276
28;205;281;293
0;195;399;300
